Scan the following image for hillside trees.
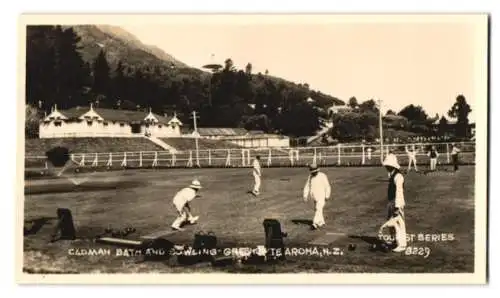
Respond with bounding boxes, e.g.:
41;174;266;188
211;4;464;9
91;49;111;106
398;104;432;134
26;25;89;110
328;99;380;142
26;26;341;137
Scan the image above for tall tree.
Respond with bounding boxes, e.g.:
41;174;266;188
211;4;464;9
245;63;253;76
92;49;111;104
398;104;432;134
53;26;89;108
26;26;57;111
359;99;379;114
348;97;358;109
223;58;235;72
448;94;472;138
26;26;89;111
398;104;428;123
111;60;126;108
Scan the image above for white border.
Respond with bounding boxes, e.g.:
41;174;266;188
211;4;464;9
2;0;498;296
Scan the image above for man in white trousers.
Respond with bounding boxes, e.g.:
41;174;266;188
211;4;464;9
171;180;202;231
251;155;262;196
379;208;407;253
405;144;418;172
428;145;439;171
382;154;407;252
303;164;331;230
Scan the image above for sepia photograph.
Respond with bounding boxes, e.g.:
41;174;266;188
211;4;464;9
16;13;489;284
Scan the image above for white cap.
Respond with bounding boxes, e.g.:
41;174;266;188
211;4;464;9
190;180;202;189
383;154;400;170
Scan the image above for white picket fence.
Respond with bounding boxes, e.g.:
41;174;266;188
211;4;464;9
25;141;475;169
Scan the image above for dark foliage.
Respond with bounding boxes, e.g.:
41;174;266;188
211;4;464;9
448;94;472;138
25;25;344;137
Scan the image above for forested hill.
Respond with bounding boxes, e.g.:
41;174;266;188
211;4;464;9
71;25;190;69
25;25;344;137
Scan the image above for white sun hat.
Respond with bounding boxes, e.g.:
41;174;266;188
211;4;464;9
383;154;400;170
309;163;319;173
190;179;202;189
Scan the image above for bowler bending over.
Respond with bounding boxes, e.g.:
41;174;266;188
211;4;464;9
171;180;202;231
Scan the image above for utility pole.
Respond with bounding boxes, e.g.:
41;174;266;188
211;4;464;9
190;111;200;167
378;99;384;163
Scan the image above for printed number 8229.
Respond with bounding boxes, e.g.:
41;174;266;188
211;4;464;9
404;247;431;258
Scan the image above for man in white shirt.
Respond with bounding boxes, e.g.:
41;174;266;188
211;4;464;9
171;180;202;231
451;143;461;172
251;155;262;196
382;154;407;252
303;164;331;230
405;144;418;172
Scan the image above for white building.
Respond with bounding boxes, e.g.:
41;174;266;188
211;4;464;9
327;104;352;117
39;105;183;138
188;127;290;148
225;134;290;148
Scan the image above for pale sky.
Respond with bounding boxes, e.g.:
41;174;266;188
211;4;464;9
122;17;486;122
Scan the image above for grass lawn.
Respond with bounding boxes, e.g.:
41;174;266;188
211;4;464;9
23;166;475;273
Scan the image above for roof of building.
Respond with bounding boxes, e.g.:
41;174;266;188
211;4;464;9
55;106;177;125
247;130;265;135
224;133;289;140
196;127;248;136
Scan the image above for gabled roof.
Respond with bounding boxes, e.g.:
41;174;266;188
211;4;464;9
43;109;68;122
57;106;177;125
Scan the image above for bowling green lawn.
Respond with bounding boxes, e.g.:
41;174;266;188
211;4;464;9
23;165;477;273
